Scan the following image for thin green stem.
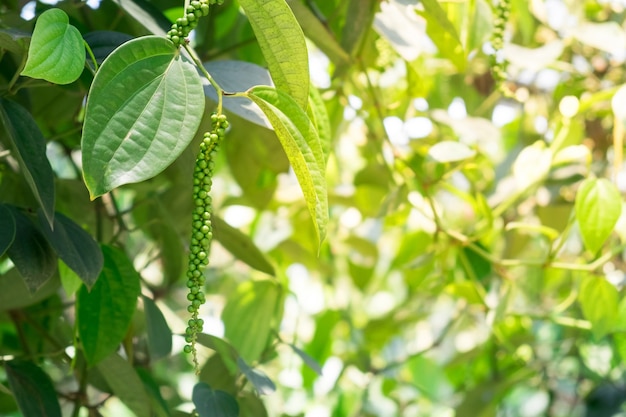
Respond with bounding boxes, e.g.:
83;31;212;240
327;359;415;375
7;52;27;94
184;43;224;113
84;40;99;73
448;226;626;273
549;118;570;154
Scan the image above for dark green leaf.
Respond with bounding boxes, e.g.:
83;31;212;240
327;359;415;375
0;269;60;311
212;215;275;276
246;85;328;244
575;177;622;255
37;210;103;289
6;206;57;292
143;295;172;361
221;279;283;364
239;392;268;417
199;354;239;395
137;368;172;417
0;204;16;256
192;382;239;417
81;36;205;198
0;99;55;226
96;353;151;417
21;9;84;84
77;245;141;366
238;0;309;109
196;333;240;374
4;359;61;417
237;358;276;395
83;30;133;66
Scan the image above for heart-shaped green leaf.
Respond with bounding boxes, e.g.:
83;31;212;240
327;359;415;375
192;382;239;417
575;177;622;255
246;86;328;244
238;0;309;109
81;36;205;199
21;9;85;84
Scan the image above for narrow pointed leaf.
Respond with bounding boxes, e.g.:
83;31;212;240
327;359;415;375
246;86;328;244
238;0;309;109
5;359;61;417
289;343;322;375
96;353;151;417
0;204;16;256
237;358;276;395
81;36;205;198
196;333;240;373
575;177;622;255
307;85;332;165
77;245;141;366
212;215;275;276
136;368;172;417
418;0;466;71
21;9;84;84
192;382;239;417
0;99;55;226
37;210;103;289
285;0;350;66
143;295;172;361
6;207;57;292
111;0;170;36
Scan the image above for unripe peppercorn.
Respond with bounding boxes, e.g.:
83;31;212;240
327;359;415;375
182;112;228;373
490;0;513;97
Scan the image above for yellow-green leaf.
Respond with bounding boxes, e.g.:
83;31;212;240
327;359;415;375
246;86;328;244
238;0;309;109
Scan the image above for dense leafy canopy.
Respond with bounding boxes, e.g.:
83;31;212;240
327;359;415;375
1;0;626;416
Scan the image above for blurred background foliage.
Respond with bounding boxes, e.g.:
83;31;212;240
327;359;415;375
2;0;626;416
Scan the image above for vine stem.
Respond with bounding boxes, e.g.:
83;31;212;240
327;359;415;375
83;40;99;73
183;43;223;114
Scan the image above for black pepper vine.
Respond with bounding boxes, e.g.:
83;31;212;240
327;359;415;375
166;0;224;47
183;112;228;371
490;0;513;97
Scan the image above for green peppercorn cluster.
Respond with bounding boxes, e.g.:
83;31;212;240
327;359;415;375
490;0;513;97
183;112;228;369
166;0;224;47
